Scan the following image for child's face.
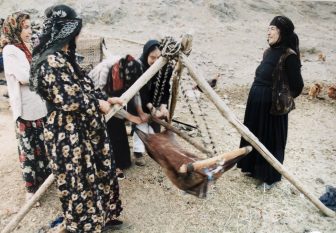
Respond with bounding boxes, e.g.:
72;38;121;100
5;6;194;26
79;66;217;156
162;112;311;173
147;48;161;66
20;19;32;43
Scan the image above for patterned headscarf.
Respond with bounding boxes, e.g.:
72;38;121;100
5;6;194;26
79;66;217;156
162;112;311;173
1;12;32;62
30;4;82;93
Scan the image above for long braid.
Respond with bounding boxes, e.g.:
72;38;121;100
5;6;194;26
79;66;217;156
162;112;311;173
152;64;172;107
152;69;163;107
156;64;171;106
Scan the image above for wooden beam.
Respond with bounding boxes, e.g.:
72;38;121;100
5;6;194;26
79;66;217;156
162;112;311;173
105;56;168;121
151;116;211;155
1;174;56;233
180;52;335;217
179;146;252;173
169;60;183;123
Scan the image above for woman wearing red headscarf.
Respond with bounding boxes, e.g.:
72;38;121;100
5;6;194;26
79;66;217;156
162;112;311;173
2;12;50;202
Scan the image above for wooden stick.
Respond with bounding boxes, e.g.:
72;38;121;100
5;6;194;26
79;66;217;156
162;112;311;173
171;119;197;129
180;53;335;217
179;146;252;173
1;174;55;233
1;42;174;233
151;116;211;155
169;60;184;123
105;56;168;121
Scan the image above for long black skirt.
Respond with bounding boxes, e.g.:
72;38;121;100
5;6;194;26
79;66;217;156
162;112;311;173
237;84;288;184
106;117;132;169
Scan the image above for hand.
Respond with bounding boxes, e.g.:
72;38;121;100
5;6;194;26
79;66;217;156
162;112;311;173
155;110;164;119
98;99;111;114
160;104;169;118
146;103;154;112
128;115;143;125
146;103;158;116
139;112;149;122
108;97;124;106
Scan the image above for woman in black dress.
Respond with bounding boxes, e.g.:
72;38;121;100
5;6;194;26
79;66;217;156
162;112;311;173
131;40;173;166
237;16;304;189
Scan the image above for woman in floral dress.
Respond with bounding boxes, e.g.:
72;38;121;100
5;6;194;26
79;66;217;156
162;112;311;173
30;5;123;232
2;12;50;201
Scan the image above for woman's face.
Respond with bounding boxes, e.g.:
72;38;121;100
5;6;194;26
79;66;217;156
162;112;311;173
147;48;161;66
267;25;280;45
20;19;32;43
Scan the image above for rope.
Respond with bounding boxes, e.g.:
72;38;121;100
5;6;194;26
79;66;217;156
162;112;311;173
160;36;181;60
179;76;218;157
151;36;180;112
179;80;212;157
152;64;172;107
154;35;218;156
193;92;218;156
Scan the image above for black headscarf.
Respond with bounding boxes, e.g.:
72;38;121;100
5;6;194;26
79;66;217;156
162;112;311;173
139;39;160;71
269;15;300;58
30;4;82;93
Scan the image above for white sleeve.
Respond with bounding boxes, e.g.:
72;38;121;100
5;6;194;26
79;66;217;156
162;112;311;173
88;55;121;90
3;46;30;85
114;108;128;119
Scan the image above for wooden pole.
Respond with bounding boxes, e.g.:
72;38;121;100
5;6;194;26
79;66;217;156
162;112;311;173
105;56;168;121
179;146;252;173
1;55;169;233
168;33;192;122
2;41;177;232
169;60;184;123
180;53;335;217
1;174;55;233
151;116;211;155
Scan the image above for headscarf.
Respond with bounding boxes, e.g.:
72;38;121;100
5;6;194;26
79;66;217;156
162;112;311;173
269;15;300;58
30;4;82;93
139;39;160;71
1;12;32;63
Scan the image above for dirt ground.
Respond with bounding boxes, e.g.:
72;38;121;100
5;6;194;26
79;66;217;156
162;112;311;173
0;0;335;232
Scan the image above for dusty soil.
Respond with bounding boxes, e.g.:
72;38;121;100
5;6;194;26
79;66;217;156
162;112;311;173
0;0;335;232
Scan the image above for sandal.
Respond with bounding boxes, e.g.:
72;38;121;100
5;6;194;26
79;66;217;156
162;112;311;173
116;168;125;181
103;219;123;232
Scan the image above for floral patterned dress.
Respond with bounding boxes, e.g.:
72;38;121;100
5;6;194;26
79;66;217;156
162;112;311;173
38;51;122;232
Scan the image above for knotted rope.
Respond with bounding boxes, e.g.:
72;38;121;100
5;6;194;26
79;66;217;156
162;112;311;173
160;36;181;60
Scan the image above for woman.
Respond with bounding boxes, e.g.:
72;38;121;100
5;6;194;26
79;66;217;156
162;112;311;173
237;16;304;190
131;39;173;166
2;12;50;202
30;5;122;232
94;54;144;178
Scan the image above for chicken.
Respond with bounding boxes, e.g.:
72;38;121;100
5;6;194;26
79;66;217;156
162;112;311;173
193;73;220;92
308;83;322;99
327;85;336;100
318;52;326;62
